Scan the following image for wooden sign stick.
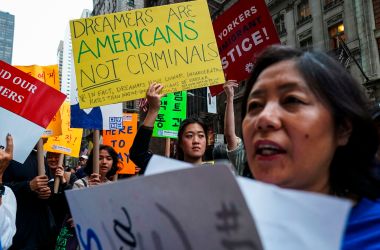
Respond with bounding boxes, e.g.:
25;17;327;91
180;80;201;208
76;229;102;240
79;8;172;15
93;130;100;174
37;138;45;176
53;154;64;194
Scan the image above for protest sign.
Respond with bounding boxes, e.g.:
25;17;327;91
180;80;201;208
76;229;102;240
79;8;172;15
103;113;137;174
0;60;66;163
44;102;83;157
145;155;353;250
16;64;63;136
70;57;123;130
153;91;186;138
237;177;352;250
70;0;225;108
207;87;217;113
210;0;280;96
66;165;263;249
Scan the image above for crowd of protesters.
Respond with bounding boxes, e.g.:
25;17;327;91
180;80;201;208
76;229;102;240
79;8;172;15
1;45;380;249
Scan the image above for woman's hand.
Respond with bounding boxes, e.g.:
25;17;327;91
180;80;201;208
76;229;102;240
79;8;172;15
37;186;51;199
223;80;238;99
55;165;67;184
88;173;101;186
143;83;165;127
29;175;49;192
146;82;164;113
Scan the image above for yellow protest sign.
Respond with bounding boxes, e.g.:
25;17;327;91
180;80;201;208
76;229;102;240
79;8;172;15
44;102;83;157
16;65;63;137
70;0;225;109
103;113;137;174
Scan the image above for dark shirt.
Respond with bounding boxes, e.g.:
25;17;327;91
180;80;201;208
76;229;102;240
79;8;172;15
129;125;154;174
75;167;86;179
3;151;56;250
48;173;78;229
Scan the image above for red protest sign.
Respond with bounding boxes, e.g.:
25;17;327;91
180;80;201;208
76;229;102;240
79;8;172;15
0;61;66;127
0;60;66;163
210;0;280;96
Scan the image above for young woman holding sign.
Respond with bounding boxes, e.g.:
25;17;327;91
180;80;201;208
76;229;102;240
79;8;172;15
73;145;119;188
130;83;209;173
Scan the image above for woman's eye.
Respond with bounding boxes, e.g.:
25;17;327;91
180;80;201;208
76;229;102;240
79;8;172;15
284;96;304;105
247;101;262;112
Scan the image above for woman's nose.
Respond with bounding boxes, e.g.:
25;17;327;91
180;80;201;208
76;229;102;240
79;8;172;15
255;103;282;131
193;136;200;143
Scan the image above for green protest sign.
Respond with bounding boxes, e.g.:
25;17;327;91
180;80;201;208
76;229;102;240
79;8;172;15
153;91;187;138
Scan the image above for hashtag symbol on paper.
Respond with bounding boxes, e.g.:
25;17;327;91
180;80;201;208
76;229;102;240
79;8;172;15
215;202;240;235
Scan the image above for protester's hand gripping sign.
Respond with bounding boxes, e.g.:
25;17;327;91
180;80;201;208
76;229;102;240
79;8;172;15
210;0;280;96
70;0;225;109
0;61;66;163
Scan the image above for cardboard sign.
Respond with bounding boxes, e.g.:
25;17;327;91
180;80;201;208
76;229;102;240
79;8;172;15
144;155;353;250
103;113;137;174
16;65;63;136
0;60;66;163
153;91;186;138
210;0;280;96
44;102;83;157
66;165;263;249
70;56;123;130
70;0;225;108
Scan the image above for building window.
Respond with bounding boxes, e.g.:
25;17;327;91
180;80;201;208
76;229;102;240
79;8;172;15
324;0;343;11
274;13;286;37
328;22;345;49
298;0;311;19
300;36;313;49
297;0;312;27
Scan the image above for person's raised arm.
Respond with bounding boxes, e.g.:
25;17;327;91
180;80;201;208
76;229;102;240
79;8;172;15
223;80;239;151
130;83;164;173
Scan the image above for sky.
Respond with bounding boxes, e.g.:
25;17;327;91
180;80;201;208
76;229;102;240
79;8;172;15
1;0;93;66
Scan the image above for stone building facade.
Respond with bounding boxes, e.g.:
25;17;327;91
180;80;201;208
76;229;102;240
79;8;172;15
214;0;380;140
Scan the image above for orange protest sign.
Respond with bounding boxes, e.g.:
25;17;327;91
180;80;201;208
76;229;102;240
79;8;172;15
15;65;63;137
103;113;137;174
44;102;83;157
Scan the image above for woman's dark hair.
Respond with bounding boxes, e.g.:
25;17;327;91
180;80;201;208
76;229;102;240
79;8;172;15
242;45;380;199
84;144;120;179
177;117;208;161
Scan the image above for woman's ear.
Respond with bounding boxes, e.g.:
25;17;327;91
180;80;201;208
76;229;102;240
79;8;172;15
337;120;352;146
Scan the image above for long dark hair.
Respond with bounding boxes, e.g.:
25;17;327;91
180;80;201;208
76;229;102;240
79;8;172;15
242;45;380;199
84;144;120;179
177;117;208;161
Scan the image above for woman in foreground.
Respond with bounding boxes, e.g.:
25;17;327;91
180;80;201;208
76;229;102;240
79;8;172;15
241;45;380;249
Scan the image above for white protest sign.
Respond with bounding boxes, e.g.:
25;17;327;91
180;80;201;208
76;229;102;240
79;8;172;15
144;155;353;250
66;165;263;249
237;177;352;250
